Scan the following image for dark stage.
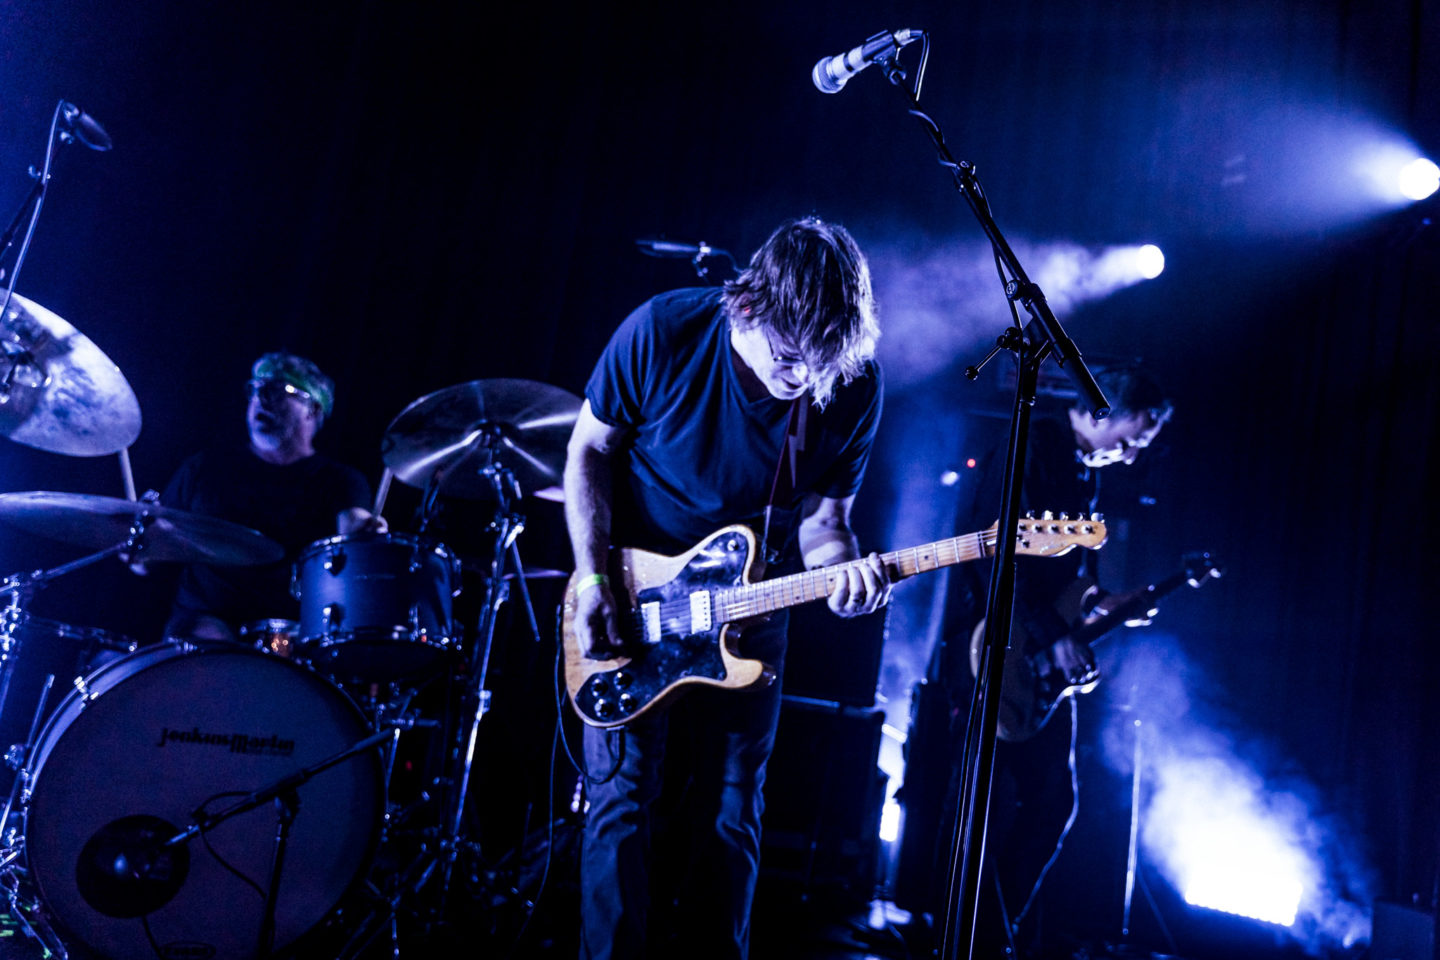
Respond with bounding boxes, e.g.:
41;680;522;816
1;2;1438;958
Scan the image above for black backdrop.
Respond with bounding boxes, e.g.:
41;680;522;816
2;0;1438;946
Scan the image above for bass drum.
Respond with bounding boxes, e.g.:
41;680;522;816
22;644;382;960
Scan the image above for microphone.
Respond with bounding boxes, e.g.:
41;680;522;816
812;28;922;94
60;101;113;151
76;815;190;918
635;238;714;259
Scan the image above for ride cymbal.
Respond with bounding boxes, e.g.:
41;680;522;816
381;379;580;501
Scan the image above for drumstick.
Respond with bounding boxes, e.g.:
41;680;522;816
373;467;393;519
118;447;137;501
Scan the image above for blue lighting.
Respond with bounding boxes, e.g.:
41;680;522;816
1397;157;1439;201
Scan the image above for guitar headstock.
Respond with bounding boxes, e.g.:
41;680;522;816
1183;551;1224;587
1009;511;1108;557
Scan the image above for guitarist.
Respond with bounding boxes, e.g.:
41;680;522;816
563;217;892;960
902;365;1173;955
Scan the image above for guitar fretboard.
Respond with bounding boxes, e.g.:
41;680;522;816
714;530;998;622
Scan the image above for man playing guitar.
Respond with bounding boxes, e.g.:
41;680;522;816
564;217;890;959
909;365;1173;955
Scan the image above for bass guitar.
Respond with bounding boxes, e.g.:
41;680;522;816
967;550;1223;742
563;512;1107;728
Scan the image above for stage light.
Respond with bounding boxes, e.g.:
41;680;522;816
1397;157;1439;201
879;794;902;843
1185;873;1302;927
1136;244;1165;279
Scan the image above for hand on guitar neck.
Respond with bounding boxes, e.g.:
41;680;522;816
1087;583;1161;628
968;551;1222;742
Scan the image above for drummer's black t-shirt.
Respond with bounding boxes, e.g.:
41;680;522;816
161;446;371;627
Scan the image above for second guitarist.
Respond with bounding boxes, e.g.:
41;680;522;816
563;218;891;960
897;365;1174;956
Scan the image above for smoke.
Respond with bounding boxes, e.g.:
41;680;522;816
1100;632;1374;954
867;233;1159;389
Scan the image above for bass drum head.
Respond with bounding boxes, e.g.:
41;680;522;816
24;644;382;960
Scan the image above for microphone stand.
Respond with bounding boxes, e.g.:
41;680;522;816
161;726;400;958
865;41;1108;960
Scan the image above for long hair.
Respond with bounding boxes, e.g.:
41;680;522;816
722;217;879;404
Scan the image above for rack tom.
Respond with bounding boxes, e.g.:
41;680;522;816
293;533;459;683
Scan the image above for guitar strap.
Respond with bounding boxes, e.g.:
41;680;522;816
758;398;806;565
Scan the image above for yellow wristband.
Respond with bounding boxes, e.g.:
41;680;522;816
575;573;610;597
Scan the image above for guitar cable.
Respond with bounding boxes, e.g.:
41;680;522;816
552;606;625;787
1010;695;1081;930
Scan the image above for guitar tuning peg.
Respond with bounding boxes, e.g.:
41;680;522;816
1058;511;1070;521
1090;512;1104;522
1041;510;1054;520
1025;510;1036;519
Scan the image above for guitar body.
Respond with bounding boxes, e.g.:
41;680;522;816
562;525;774;728
968;616;1096;743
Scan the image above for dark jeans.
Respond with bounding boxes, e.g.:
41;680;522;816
579;619;785;960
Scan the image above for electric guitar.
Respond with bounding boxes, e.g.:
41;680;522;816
563;512;1108;728
967;550;1223;742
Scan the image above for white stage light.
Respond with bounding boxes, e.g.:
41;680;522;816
1185;875;1302;927
1136;244;1165;279
1398;157;1439;201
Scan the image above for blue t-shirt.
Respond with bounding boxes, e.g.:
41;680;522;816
586;287;882;557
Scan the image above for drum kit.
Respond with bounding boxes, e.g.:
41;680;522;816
0;290;582;958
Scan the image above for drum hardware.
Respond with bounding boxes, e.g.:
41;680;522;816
379;378;580;504
239;618;302;659
319;380;577;940
0;522;155;729
0;491;285;566
9;645;386;959
293;533;461;684
76;724;402;958
1;100;133;460
1;673;55;844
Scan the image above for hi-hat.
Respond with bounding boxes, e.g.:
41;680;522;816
0;291;142;456
381;379;581;501
0;491;284;565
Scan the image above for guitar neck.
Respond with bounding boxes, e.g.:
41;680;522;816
1067;571;1189;647
713;530;997;623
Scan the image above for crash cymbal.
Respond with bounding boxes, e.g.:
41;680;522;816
0;491;284;565
0;292;142;456
381;379;580;501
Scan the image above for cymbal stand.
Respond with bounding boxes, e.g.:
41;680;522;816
0;524;154;958
433;448;544;915
0;527;144;731
1;99;102;323
0;516;155;824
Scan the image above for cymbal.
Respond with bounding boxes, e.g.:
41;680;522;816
0;491;284;565
0;292;142;456
381;379;581;501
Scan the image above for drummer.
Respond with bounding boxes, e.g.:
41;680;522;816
153;351;385;642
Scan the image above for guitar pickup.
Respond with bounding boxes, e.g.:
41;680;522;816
641;601;662;644
689;591;712;633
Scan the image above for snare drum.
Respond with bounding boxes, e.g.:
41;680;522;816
293;533;459;683
21;644;382;959
239;618;302;659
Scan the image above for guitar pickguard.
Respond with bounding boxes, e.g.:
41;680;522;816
571;529;753;725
